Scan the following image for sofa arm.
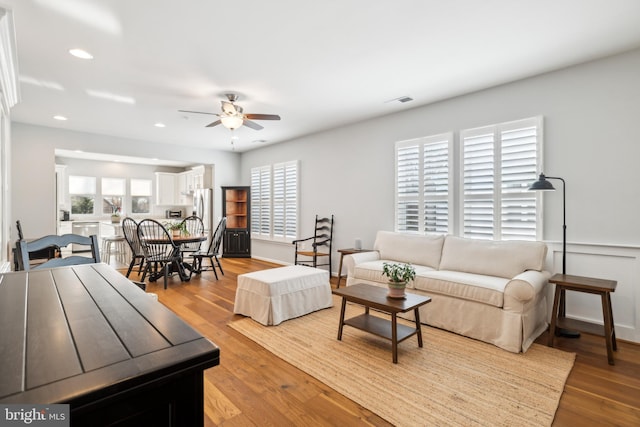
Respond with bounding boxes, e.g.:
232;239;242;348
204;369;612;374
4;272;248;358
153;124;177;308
504;270;551;302
343;251;380;279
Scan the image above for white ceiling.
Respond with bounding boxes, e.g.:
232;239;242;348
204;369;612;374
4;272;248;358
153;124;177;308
6;0;640;154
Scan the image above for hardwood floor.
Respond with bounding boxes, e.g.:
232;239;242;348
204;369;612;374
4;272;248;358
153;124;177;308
120;258;640;426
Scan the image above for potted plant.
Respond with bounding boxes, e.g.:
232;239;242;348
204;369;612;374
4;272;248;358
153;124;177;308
382;262;416;299
164;221;188;238
110;207;121;223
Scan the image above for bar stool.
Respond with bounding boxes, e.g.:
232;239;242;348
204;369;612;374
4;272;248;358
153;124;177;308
101;235;127;265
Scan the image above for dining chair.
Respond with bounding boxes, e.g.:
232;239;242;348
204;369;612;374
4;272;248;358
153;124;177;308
137;219;182;289
191;217;226;279
15;234;100;271
13;220;61;269
179;215;205;255
122;217;146;278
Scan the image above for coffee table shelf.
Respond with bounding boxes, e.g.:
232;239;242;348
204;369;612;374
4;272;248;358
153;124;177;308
344;313;419;343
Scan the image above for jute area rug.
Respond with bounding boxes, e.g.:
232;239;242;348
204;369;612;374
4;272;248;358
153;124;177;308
229;297;575;427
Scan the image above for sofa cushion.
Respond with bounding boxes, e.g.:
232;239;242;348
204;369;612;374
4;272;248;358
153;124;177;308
438;236;547;279
373;231;444;269
414;270;509;307
353;260;435;288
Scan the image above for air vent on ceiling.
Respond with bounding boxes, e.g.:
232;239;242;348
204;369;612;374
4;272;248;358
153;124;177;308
385;96;414;104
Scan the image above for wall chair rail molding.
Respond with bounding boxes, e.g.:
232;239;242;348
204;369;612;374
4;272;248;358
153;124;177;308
544;241;640;344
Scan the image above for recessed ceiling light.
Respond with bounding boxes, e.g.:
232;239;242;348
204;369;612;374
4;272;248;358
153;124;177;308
53;115;68;121
154;123;166;128
69;48;94;59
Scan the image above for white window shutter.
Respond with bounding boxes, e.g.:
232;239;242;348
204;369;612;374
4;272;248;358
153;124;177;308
396;134;451;234
462;130;495;240
423;137;450;233
251;165;271;237
273;161;298;240
500;119;540;240
461;117;541;241
252;161;298;241
396;142;421;232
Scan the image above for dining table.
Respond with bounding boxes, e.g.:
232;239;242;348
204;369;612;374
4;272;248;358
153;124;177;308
143;233;207;282
0;262;220;425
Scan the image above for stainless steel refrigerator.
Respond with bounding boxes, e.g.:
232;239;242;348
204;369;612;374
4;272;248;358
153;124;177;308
192;188;213;241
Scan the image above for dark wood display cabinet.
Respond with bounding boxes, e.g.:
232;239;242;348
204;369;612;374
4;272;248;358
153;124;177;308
222;186;251;257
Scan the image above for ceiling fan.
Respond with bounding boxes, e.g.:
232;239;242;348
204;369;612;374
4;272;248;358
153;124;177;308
179;93;281;131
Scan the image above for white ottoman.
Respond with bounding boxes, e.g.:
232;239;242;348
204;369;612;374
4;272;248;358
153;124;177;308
234;265;333;325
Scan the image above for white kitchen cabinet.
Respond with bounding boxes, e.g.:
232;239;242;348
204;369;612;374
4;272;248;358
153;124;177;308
155;172;178;205
191;165;205;190
177;171;192;205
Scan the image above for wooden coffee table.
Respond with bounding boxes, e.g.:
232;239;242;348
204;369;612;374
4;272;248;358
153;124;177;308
332;283;431;363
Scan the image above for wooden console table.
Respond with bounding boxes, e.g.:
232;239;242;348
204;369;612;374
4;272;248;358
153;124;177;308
548;273;617;365
0;263;220;425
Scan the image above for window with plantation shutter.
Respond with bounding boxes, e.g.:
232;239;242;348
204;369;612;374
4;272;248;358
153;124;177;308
251;161;299;241
396;133;452;234
396;143;420;232
251;165;271;238
395;117;542;241
461;117;541;241
273;161;298;240
461;129;495;240
424;138;450;233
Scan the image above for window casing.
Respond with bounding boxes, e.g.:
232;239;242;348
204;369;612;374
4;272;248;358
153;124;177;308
251;161;299;242
460;117;541;241
395;117;542;241
69;175;96;215
102;177;125;214
396;133;453;234
131;179;152;214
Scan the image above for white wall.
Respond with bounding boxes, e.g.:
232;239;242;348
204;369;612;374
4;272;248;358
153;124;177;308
241;48;640;342
242;48;640;262
11;123;241;239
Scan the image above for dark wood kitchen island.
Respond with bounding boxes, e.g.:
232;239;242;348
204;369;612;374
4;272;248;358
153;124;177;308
0;263;219;426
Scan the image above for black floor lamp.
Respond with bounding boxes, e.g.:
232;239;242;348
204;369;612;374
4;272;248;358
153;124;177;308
529;173;580;338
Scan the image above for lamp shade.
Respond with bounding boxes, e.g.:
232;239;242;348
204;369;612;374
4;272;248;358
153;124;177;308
221;115;244;130
528;173;556;191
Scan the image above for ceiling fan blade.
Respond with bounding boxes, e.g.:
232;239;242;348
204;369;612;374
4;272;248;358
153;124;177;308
206;119;222;128
243;119;264;130
178;109;218;116
244;113;281;121
221;101;237;115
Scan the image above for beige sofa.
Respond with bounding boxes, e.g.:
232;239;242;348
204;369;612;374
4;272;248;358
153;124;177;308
343;231;550;353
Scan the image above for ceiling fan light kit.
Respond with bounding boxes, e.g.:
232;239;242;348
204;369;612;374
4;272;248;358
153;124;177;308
220;115;244;130
179;93;281;134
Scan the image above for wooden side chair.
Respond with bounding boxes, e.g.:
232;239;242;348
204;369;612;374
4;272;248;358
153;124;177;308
292;215;334;270
191;217;226;279
137;219;182;289
179;215;205;255
15;234;100;271
122;217;146;278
